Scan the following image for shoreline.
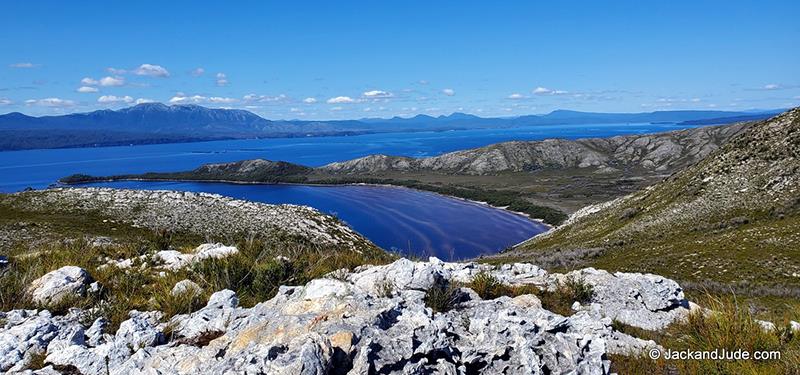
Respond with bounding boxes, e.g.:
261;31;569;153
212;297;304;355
59;177;555;232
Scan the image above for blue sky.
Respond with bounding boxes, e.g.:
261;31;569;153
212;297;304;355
1;1;798;119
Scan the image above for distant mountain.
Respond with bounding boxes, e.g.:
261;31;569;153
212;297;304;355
0;103;777;151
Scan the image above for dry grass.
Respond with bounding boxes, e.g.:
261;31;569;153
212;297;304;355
610;294;800;375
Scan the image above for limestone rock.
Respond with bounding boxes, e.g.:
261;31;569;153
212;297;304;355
3;258;694;374
26;266;93;306
171;279;202;297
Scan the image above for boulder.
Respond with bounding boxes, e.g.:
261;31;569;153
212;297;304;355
26;266;93;305
171;279;202;297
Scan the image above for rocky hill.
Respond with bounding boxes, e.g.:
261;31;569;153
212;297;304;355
507;108;800;293
323;122;750;175
0;187;374;252
0;257;694;374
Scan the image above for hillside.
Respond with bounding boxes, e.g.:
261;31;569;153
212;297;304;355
323;122;750;175
0;103;774;150
505;108;800;296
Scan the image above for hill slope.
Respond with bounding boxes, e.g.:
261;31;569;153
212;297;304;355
323;122;750;175
506;108;800;294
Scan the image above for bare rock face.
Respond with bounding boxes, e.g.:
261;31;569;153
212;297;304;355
26;266;93;306
3;259;692;374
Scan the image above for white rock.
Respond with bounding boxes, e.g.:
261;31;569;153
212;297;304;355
27;266;93;305
115;311;164;349
154;250;194;271
171;279;202;297
193;243;239;261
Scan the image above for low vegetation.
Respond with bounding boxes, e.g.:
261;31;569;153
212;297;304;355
425;271;593;317
610;295;800;375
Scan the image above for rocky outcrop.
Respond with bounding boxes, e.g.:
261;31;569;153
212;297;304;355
322;122;750;175
26;266;93;306
153;243;240;271
3;259;692;374
10;188;373;250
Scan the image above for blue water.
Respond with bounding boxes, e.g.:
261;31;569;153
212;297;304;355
1;122;703;258
0;122;701;192
81;180;549;259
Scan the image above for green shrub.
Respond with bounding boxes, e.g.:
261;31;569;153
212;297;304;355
467;272;506;300
424;280;460;313
538;275;593;316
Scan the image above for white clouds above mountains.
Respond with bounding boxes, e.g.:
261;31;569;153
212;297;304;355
25;98;75;107
134;64;170;77
327;96;356;104
100;76;125;87
82;76;125;87
363;90;393;98
532;87;568;95
77;86;99;93
169;93;238;104
80;77;99;86
243;94;287;103
98;95;134;104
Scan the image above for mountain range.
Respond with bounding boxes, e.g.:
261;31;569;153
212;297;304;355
0;103;782;151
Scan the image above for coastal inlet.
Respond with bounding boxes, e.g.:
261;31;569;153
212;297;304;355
81;180;549;259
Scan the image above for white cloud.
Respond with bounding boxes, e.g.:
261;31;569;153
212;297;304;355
77;86;99;93
99;76;125;87
169;93;237;104
363;90;393;98
9;62;39;68
25;98;76;107
191;67;205;77
327;96;356;104
764;83;781;90
303;97;317;104
418;80;429;85
135;98;155;104
330;106;343;111
0;98;12;105
208;96;237;103
97;95;134;104
243;93;287;103
441;88;455;96
216;72;229;86
81;77;99;86
507;93;526;99
134;64;170;77
532;87;568;95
